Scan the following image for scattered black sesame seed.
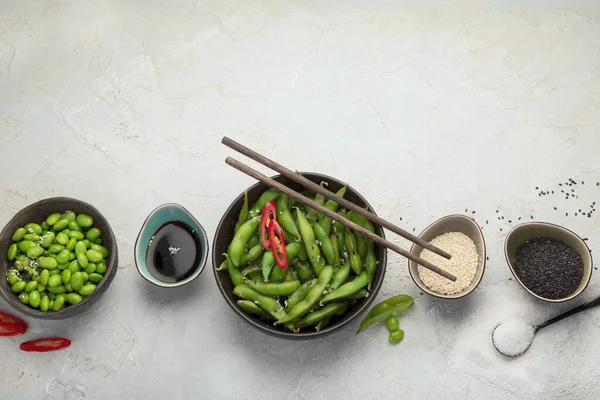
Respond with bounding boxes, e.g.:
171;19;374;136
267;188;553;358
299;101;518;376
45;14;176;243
575;213;578;216
566;213;569;216
535;187;539;190
559;183;563;186
518;217;522;220
486;256;489;261
554;207;557;210
472;211;476;214
583;238;588;241
552;191;554;194
531;215;534;219
496;210;499;213
413;228;416;232
509;277;512;280
582;181;585;185
465;209;468;212
508;220;512;223
500;228;503;231
486;220;489;224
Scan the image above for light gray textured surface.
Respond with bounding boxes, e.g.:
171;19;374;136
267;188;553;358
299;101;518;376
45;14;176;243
1;1;600;399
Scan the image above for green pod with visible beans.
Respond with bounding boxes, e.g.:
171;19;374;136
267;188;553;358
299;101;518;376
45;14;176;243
321;271;368;305
357;295;414;333
239;244;263;267
276;195;300;239
237;300;275;320
326;261;351;295
244;279;301;297
294;260;314;283
317;185;347;235
261;242;303;282
285;279;317;312
269;264;288;283
234;191;249;234
295;207;325;275
310;221;336;266
277;265;334;324
345;228;363;275
296;302;347;329
227;217;260;267
247;233;260;249
12;228;26;242
249;188;280;218
233;284;287;320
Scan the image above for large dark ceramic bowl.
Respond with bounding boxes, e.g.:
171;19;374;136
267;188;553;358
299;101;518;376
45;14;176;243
0;197;118;319
212;173;387;340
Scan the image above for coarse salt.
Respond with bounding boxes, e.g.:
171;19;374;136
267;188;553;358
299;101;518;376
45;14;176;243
417;231;478;295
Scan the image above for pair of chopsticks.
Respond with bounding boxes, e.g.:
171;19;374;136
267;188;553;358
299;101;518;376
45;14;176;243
222;137;456;282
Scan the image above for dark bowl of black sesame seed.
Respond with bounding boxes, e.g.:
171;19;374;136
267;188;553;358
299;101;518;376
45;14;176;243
504;222;592;303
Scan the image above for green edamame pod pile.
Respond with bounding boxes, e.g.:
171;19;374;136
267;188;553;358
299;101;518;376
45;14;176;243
223;184;379;333
5;211;108;312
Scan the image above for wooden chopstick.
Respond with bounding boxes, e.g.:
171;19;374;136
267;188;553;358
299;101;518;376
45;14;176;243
225;156;457;282
222;136;452;260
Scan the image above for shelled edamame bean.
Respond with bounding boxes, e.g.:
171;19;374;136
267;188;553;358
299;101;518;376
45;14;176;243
225;184;379;333
5;211;108;312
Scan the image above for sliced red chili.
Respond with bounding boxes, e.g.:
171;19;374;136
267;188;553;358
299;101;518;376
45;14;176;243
260;200;277;250
0;311;28;336
269;220;288;269
20;338;71;352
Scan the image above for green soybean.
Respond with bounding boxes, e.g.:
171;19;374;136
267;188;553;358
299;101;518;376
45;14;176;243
48;244;65;254
56;249;71;264
68;260;81;273
76;213;94;228
68;230;84;240
26;245;44;258
85;263;96;274
52;295;65;311
86;249;103;263
77;252;89;267
56;232;69;245
19;292;29;305
40;232;55;248
90;244;108;258
95;238;103;245
18;240;34;252
88;273;103;284
48;274;63;288
386;315;400;332
67;293;83;304
37;284;46;293
48;285;67;294
62;211;76;221
86;228;101;241
12;281;26;293
23;233;40;241
12;227;26;241
65;283;73;292
39;269;50;286
389;329;405;344
52;219;70;231
7;244;18;260
68;220;81;232
24;280;38;293
7;270;20;285
70;272;84;291
25;223;42;235
79;284;96;296
96;261;107;274
66;237;77;251
75;241;86;255
81;272;89;283
61;269;72;284
40;295;50;312
29;290;41;308
83;239;91;248
46;213;61;226
57;263;69;271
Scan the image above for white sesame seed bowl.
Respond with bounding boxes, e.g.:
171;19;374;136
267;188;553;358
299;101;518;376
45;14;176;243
408;214;487;299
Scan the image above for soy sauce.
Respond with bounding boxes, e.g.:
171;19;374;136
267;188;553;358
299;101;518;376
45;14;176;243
146;221;201;283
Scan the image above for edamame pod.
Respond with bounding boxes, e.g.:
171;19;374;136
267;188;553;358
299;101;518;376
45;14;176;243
295;207;326;275
320;271;368;305
277;265;333;324
233;284;287;320
227;217;260;267
276;195;300;239
237;300;275;320
234;191;249;234
317;185;347;235
245;279;301;297
310;221;336;266
248;188;280;217
296;302;347;329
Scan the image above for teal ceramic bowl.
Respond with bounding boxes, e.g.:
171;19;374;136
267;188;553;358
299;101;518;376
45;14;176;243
135;203;209;288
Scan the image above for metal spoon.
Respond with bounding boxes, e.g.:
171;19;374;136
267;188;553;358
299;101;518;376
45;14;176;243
492;294;600;357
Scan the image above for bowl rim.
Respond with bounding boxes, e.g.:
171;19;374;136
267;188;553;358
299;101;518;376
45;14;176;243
504;221;593;303
134;203;209;288
408;214;487;300
0;196;118;319
211;172;387;339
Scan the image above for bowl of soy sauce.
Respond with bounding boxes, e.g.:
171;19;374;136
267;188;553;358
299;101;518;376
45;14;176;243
135;204;209;288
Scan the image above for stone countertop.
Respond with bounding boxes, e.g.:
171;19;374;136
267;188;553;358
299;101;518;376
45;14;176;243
1;1;600;399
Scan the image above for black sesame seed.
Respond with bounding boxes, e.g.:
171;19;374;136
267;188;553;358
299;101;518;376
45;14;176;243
554;207;557;210
535;187;539;190
559;183;563;186
508;220;512;223
486;256;489;261
486;220;489;224
518;217;521;220
566;213;568;216
496;210;499;213
472;211;476;214
502;216;505;220
465;209;468;212
583;238;589;241
500;228;503;231
531;215;533;219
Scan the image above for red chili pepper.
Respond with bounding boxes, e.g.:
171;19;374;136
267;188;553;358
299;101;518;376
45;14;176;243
260;200;277;250
0;311;28;336
20;338;71;352
268;220;288;269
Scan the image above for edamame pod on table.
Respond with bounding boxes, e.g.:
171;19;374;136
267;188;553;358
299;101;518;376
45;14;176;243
357;295;414;333
277;265;333;324
321;271;368;305
276;195;300;239
317;185;347;235
227;217;260;267
234;191;249;234
233;284;287;320
248;188;280;218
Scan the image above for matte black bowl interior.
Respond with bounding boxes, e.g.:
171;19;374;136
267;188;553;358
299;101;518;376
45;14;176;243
0;197;118;319
212;173;387;340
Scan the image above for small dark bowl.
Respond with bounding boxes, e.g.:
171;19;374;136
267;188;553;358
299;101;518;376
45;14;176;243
0;197;118;319
212;172;387;340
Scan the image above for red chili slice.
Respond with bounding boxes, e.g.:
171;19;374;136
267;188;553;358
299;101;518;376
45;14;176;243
0;311;28;336
269;220;288;269
260;200;277;250
20;338;71;352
